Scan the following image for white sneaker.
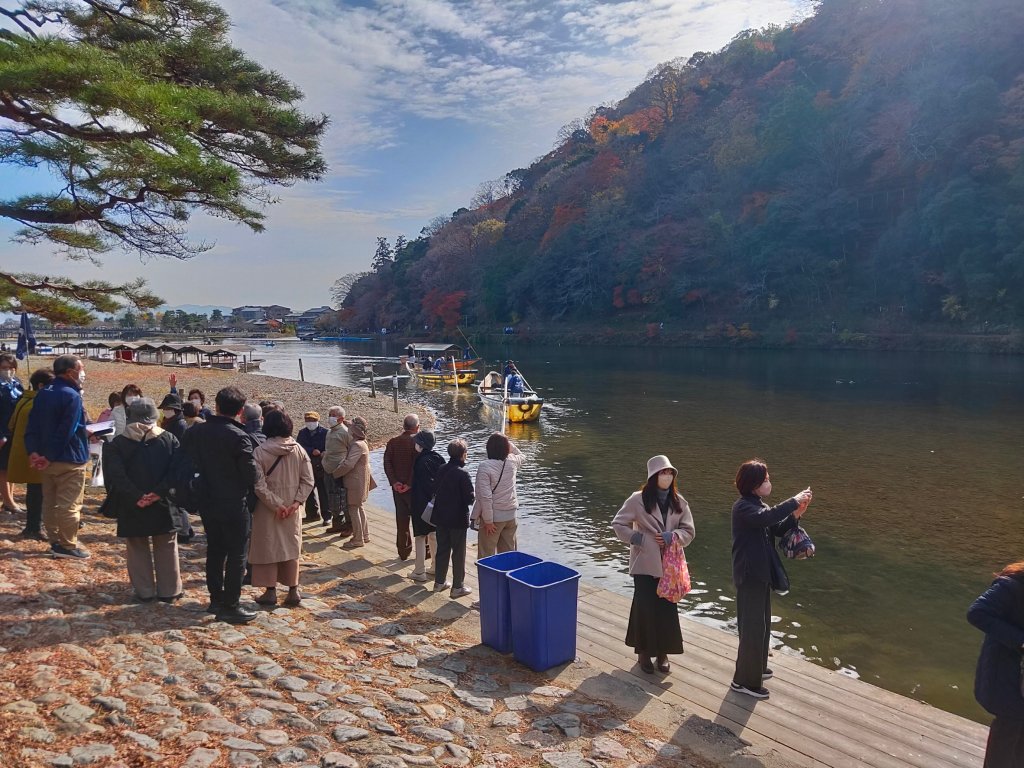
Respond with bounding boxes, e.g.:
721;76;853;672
449;586;473;599
409;571;429;582
426;565;436;575
433;582;452;592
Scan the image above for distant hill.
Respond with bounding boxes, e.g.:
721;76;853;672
160;304;233;317
342;0;1024;339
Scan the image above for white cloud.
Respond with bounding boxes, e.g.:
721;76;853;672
2;0;807;309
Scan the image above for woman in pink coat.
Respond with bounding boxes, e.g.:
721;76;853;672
250;410;314;607
611;455;695;674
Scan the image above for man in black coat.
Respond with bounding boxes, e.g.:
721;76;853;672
180;386;258;624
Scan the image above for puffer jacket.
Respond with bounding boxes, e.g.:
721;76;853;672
103;425;179;538
472;443;527;524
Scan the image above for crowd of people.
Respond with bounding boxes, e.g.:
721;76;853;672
1;351;1020;764
0;353;528;627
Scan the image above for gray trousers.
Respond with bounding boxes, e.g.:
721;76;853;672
125;533;183;599
733;579;772;689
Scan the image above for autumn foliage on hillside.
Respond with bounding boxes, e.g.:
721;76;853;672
340;0;1024;334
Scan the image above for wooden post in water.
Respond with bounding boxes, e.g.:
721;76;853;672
366;364;376;398
392;368;400;413
298;358;305;382
242;354;247;373
451;356;458;391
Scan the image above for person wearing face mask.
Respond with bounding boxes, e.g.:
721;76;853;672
157;394;186;439
241;402;266;445
611;455;696;675
102;398;183;602
186;389;213;420
729;459;812;699
112;384;143;437
335;415;375;548
0;352;25;513
24;355;91;559
320;405;353;536
296;411;329;525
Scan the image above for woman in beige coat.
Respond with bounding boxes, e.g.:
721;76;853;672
337;416;376;550
611;455;695;675
250;411;314;607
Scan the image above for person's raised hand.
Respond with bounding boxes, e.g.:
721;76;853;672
168;373;177;389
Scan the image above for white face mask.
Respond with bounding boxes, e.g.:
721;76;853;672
125;395;139;405
656;471;674;490
305;421;319;431
190;398;202;408
163;409;177;419
327;416;338;427
756;479;773;497
414;443;423;453
77;370;86;384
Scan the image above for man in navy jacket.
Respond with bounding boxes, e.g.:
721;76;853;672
25;354;90;559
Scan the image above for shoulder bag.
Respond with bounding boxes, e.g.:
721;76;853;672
470;459;506;531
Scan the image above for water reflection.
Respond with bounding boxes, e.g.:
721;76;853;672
250;338;1024;721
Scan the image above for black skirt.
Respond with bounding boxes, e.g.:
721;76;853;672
625;574;684;657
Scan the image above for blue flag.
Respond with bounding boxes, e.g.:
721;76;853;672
15;312;35;360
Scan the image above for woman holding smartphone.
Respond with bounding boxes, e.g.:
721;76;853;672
729;459;811;699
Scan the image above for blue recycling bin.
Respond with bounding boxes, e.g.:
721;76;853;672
507;561;581;672
476;551;543;653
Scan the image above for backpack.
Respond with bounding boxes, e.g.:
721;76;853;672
168;449;203;511
779;525;815;560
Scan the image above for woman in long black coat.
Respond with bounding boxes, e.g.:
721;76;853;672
409;431;445;582
968;562;1024;767
729;459;811;700
102;398;182;602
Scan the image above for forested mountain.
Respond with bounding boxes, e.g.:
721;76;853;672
341;0;1024;339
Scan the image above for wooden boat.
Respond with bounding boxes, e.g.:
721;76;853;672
404;342;479;371
477;370;543;423
404;359;477;386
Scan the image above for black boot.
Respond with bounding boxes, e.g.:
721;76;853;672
216;604;256;624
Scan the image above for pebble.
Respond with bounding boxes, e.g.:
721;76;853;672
257;729;291;746
183;747;221;768
331;726;370;743
228;753;261;767
452;690;494;714
222;738;267;752
390;653;418;668
275;675;308;691
533;713;581;738
90;696;126;713
590;736;630;760
272;746;308;764
330;619;366;631
318;709;358;724
321;753;361;768
52;702;96;724
20;727;57;744
198;717;246;736
492;712;521;728
297;734;332;752
123;731;161;750
503;696;529;711
68;744;116;765
409;726;454;743
541;752;595;768
365;757;408;768
395;688;430;703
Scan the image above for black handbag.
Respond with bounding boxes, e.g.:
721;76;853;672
769;547;791;596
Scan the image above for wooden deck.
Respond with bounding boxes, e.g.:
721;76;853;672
305;503;989;768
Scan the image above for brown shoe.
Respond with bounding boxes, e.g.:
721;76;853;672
283;589;302;607
255;588;277;606
656;656;671;674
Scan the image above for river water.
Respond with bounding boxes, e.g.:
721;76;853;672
249;338;1023;721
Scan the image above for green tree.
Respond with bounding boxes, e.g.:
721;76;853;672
210;308;224;324
0;0;327;321
370;236;393;273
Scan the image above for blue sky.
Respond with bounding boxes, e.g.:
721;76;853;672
0;0;807;312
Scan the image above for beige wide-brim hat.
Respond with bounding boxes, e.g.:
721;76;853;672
646;454;678;480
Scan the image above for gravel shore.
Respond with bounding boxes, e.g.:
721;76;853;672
60;359;432;449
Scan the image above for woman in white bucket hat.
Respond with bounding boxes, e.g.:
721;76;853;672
611;455;695;674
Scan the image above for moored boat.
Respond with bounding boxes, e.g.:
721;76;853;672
477;370;543;423
403;359;477;386
404;342;479;371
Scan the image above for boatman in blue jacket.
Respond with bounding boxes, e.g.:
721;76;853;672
24;354;91;559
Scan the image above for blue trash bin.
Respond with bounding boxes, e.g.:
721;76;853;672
476;551;543;653
507;561;581;672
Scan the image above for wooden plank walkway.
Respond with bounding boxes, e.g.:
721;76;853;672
303;503;988;768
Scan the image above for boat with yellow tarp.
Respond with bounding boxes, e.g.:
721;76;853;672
478;370;543;423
